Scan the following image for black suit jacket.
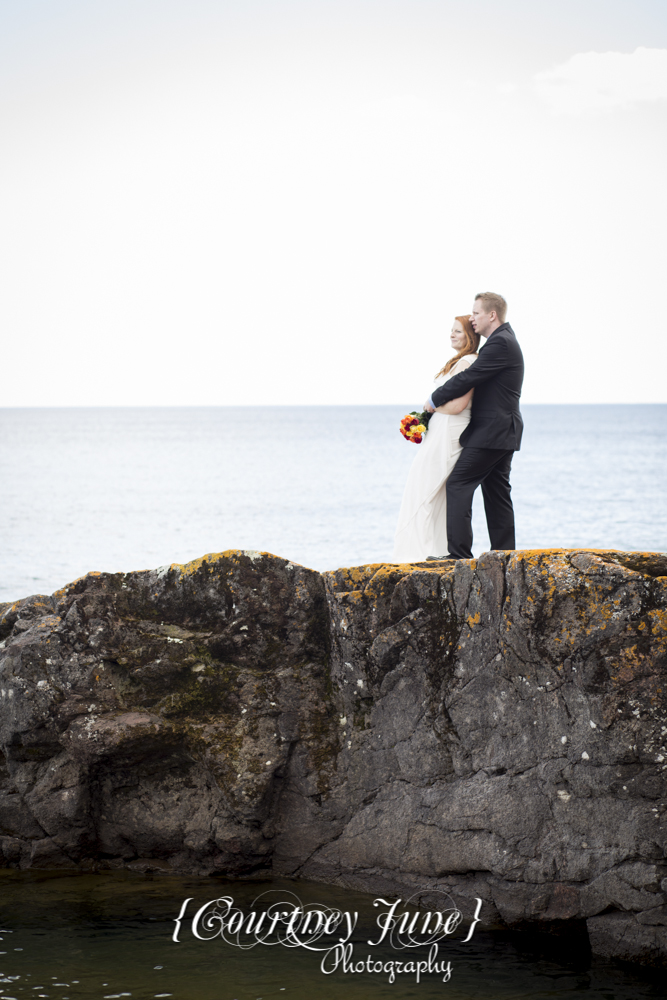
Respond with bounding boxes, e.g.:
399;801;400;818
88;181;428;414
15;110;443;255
431;323;524;450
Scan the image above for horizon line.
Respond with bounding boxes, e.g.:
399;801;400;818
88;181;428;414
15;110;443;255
2;401;667;411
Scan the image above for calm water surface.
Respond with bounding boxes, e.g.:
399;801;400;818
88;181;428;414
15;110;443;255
0;872;662;1000
1;405;665;602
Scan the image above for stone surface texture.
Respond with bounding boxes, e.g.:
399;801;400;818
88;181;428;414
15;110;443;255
1;548;667;964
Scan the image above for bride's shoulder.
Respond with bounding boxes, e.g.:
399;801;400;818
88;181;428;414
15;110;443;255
454;353;478;370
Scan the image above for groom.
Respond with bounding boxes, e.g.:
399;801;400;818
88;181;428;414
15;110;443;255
424;292;524;560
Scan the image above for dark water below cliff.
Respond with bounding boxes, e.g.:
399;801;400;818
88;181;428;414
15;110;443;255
1;405;666;602
0;871;662;1000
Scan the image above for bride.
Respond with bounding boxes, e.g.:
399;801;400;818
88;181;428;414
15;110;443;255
393;315;480;562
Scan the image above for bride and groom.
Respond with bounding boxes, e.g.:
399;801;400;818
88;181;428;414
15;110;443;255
393;292;524;563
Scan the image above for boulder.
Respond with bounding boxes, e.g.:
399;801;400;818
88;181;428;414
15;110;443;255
1;547;667;965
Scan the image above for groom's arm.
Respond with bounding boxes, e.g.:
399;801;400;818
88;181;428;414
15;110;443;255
430;336;507;408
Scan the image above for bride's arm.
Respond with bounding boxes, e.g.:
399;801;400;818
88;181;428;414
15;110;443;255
435;388;473;414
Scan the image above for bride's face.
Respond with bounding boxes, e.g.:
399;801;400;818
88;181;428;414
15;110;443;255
450;320;466;350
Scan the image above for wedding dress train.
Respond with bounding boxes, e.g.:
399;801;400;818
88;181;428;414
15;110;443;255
392;355;477;562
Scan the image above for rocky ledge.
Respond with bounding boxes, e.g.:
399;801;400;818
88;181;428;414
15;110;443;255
1;548;667;965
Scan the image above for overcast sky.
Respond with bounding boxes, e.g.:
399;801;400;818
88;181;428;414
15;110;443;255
1;0;666;406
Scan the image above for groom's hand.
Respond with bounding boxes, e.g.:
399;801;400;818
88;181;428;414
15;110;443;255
423;400;435;413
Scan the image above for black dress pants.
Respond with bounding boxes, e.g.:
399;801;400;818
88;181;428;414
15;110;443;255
446;447;516;559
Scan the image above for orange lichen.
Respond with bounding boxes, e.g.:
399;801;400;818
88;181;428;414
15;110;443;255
364;565;409;601
648;609;667;636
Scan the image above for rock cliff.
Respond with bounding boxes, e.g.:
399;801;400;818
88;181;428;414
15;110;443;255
1;549;667;965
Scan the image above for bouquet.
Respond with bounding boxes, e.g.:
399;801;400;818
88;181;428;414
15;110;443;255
399;410;432;444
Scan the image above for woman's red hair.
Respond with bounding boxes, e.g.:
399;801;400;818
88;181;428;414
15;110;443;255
435;315;480;378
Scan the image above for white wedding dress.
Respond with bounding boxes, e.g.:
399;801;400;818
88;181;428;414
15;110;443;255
392;354;477;562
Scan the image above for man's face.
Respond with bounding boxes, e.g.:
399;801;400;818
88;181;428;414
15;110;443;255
470;300;495;338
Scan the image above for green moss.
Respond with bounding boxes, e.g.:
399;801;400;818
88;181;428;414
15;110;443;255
305;705;339;796
101;659;143;707
304;589;331;663
167;717;244;794
258;637;286;668
419;589;462;682
352;696;373;730
157;662;241;720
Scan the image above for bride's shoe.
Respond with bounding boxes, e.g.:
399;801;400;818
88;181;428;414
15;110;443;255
426;555;456;561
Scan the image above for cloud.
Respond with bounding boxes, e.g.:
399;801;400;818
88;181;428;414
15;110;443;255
534;47;667;113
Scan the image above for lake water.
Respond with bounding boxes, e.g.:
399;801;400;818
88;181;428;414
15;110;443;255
1;405;666;603
0;871;662;999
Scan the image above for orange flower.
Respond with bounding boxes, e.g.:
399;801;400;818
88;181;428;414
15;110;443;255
400;412;428;442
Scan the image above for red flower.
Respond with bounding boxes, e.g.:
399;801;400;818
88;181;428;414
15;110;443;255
400;412;427;443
